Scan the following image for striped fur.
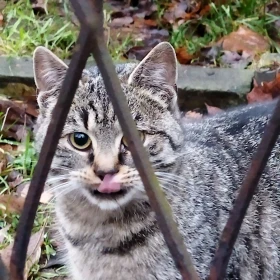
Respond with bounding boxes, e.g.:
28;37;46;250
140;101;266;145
33;43;280;280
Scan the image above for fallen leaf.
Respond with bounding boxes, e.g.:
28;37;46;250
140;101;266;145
247;75;280;103
17;182;53;204
0;12;3;27
175;47;194;64
0;225;10;243
0;194;26;214
217;25;270;55
7;172;23;188
109;16;134;27
0;98;35;141
0;229;44;279
205;103;224;115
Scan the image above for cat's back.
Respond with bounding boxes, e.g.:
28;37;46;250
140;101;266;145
172;100;280;279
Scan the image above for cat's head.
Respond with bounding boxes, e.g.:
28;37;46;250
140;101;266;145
33;42;184;211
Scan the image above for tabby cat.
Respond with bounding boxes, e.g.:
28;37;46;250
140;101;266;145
33;42;280;280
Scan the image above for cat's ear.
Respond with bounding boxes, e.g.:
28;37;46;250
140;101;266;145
33;46;68;92
128;42;177;89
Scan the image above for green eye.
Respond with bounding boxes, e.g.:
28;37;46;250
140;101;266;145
122;131;145;147
69;132;91;150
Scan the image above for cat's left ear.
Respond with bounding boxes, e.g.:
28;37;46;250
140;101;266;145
33;46;68;92
128;42;177;90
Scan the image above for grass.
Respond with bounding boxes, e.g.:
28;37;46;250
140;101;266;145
169;0;280;54
0;0;78;59
0;0;136;60
0;112;64;279
1;0;278;60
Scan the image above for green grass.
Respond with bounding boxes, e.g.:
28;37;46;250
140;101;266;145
169;0;280;54
0;113;63;279
0;0;78;59
0;0;136;60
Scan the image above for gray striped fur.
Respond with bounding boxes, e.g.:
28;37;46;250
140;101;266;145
33;43;280;280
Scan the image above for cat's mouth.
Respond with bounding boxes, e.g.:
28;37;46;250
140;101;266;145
89;189;128;199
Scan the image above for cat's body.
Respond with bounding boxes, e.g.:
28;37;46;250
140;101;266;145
33;43;280;280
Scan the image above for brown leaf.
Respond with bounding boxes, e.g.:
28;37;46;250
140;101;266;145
0;229;44;279
163;1;204;24
109;16;134;28
247;75;280;103
217;25;270;55
17;182;53;204
0;98;35;141
0;194;26;214
175;47;194;64
8;173;23;188
205;103;224;115
0;12;3;27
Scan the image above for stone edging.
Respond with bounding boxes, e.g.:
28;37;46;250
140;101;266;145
0;56;255;109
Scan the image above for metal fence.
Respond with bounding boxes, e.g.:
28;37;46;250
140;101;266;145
1;0;280;279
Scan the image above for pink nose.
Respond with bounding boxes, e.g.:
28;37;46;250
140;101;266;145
97;174;121;193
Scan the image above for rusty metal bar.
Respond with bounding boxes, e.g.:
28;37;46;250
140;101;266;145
209;98;280;280
69;0;200;279
10;26;92;280
78;0;200;279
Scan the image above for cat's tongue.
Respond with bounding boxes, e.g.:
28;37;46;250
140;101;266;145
97;174;121;193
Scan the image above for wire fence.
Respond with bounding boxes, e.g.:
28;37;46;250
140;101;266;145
0;0;280;279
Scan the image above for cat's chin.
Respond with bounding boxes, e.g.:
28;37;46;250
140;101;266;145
81;187;138;211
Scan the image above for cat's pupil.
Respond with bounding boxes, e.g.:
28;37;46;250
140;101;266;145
74;133;88;146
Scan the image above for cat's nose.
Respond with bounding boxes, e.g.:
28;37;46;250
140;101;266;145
95;167;119;181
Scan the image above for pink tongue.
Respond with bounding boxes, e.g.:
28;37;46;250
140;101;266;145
97;174;121;193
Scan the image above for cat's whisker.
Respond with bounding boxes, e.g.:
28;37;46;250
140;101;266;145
52;185;77;202
47;182;71;193
155;171;186;182
51;166;72;172
157;178;187;193
158;183;182;198
47;175;70;183
156;175;187;189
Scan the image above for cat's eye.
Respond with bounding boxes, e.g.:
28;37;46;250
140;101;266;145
122;131;145;148
69;132;91;150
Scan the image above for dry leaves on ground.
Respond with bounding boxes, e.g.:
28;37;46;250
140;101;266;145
247;73;280;103
0;98;37;141
17;182;53;204
217;26;270;55
0;229;44;280
0;194;26;214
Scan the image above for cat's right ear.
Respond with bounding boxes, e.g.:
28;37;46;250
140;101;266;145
33;46;68;92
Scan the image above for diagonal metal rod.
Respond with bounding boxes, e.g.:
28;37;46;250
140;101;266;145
208;98;280;280
69;0;200;279
9;26;92;280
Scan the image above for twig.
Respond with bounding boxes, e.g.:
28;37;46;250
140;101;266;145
209;98;280;280
10;26;92;280
69;0;200;279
